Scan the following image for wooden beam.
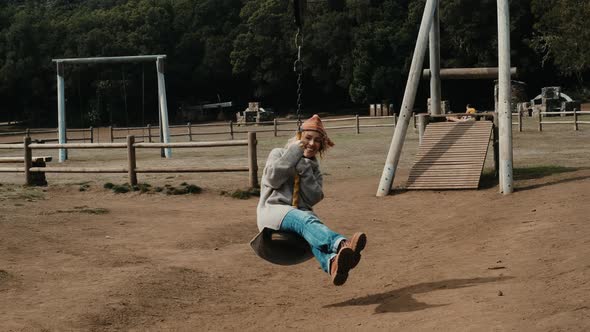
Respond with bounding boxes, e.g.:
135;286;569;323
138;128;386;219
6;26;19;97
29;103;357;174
422;67;517;79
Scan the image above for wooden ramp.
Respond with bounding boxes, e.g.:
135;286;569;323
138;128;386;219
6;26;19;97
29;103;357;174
406;121;493;190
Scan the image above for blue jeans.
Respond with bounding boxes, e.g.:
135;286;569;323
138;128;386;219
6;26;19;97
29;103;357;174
280;209;346;273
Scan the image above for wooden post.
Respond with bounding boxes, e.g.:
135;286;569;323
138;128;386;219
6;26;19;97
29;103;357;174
518;110;522;132
230;121;234;140
248;132;259;188
356;114;360;134
273;118;278;137
127;135;138;186
147;124;152;142
429;0;442;115
25;128;30;138
538;111;542;132
412;112;417;129
417;114;430;144
24;136;32;186
376;0;439;196
109;126;114;142
187;122;192;141
574;109;579;131
497;0;514;194
90;126;94;143
393;114;397;126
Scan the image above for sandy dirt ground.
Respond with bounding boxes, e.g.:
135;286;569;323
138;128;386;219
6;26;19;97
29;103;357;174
1;117;589;331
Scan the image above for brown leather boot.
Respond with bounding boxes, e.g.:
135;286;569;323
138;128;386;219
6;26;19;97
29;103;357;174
340;232;367;269
330;247;354;286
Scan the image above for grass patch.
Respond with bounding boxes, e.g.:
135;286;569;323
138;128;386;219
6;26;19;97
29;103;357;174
103;182;201;195
165;183;202;195
0;185;45;202
221;187;260;200
185;184;202;194
54;207;110;215
112;184;131;194
78;207;109;214
137;183;152;193
0;269;12;282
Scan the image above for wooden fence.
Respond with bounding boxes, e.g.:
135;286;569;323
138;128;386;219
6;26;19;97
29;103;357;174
511;109;590;132
0;132;258;188
107;115;400;142
3;110;587;145
536;110;590;132
0;127;94;143
1;116;399;144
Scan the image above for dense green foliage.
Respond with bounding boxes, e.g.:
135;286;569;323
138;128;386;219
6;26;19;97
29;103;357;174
0;0;588;126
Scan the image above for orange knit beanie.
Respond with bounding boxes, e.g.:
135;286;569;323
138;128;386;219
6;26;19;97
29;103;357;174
301;114;334;147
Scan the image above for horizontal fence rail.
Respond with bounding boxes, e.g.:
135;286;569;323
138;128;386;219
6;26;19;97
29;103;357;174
2;110;587;146
537;110;589;132
0;127;94;144
0;133;259;188
106;115;400;141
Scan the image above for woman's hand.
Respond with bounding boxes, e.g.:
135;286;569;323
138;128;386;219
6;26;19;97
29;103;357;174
288;139;305;151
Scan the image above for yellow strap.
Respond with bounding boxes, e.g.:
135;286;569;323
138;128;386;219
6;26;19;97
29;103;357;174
292;131;302;207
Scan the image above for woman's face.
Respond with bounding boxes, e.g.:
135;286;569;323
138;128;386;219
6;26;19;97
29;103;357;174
301;130;323;158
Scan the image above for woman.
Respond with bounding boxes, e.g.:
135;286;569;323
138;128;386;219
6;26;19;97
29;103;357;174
257;114;367;286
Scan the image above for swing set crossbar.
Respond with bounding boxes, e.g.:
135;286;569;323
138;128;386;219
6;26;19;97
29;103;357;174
52;55;166;64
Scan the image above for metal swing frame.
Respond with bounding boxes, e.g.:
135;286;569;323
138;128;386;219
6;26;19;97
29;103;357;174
52;55;172;161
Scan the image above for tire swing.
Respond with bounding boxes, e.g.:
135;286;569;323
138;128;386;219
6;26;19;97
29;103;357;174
250;0;313;266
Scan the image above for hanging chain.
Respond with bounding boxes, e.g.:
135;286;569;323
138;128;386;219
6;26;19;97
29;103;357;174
293;28;304;131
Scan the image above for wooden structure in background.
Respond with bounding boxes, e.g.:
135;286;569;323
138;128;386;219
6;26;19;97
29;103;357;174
406;121;493;190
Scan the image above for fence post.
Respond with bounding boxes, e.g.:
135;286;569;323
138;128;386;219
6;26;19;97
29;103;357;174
25;128;30;138
187;122;192;141
248;132;259;188
538;111;542;132
90;126;94;143
230;121;234;140
147;124;152;143
127;135;138;186
393;113;397;126
109;126;114;142
574;109;579;131
273;118;278;137
24;136;32;186
518;110;523;132
356;114;360;134
412;112;417;129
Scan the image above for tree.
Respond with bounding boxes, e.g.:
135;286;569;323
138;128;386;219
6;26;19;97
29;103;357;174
230;0;295;101
531;0;590;82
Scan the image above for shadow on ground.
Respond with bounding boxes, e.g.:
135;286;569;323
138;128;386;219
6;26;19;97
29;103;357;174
325;276;513;314
480;166;583;190
513;166;580;180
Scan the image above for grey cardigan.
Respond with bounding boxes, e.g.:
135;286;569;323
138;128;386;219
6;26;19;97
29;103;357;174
256;144;324;231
